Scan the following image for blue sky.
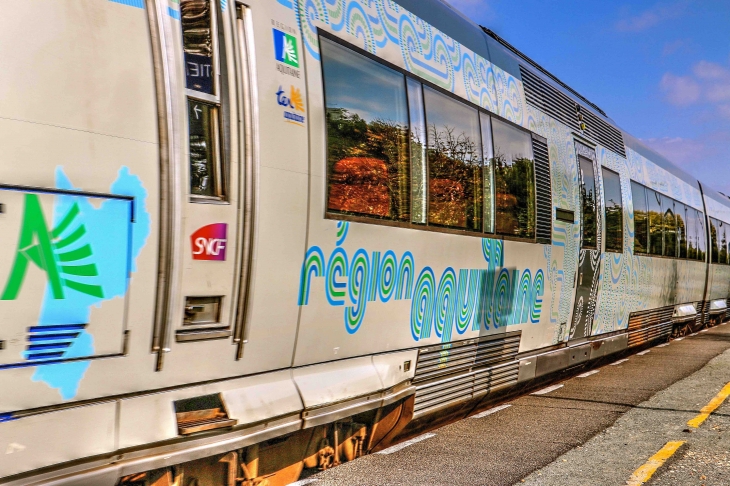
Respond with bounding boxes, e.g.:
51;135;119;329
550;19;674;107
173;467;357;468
447;0;730;194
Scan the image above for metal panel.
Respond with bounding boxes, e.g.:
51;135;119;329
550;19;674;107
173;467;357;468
412;333;521;415
520;67;626;158
626;305;675;347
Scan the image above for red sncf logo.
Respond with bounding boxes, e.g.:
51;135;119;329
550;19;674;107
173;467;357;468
191;223;227;261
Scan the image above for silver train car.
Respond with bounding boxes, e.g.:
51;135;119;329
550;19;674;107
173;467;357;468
1;0;729;484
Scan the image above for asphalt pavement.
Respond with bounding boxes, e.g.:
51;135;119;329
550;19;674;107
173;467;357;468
301;323;730;486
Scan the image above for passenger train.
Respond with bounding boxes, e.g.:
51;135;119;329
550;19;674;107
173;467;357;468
1;0;729;484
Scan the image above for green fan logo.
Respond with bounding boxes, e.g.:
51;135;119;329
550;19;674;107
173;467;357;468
2;194;103;300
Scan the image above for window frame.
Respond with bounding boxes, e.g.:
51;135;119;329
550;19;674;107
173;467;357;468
318;31;539;243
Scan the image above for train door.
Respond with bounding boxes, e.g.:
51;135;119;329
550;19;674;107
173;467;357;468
570;143;602;340
157;0;246;361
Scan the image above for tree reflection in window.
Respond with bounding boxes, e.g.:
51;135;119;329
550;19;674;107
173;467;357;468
602;168;623;252
662;195;676;257
578;156;597;249
647;189;663;256
492;119;535;239
631;181;648;254
424;87;482;230
321;38;410;220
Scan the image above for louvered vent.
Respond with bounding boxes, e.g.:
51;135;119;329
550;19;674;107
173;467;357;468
520;66;626;158
412;332;521;417
627;306;674;347
533;135;551;244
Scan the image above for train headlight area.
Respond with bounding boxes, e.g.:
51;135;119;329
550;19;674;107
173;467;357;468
2;0;730;485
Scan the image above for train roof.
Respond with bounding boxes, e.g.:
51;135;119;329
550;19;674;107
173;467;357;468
400;0;725;203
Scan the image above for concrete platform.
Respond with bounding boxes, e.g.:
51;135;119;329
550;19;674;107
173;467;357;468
301;323;730;486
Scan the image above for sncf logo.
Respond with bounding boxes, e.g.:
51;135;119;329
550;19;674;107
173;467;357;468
191;223;227;261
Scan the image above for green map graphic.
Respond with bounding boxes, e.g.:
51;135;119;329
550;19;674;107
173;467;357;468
2;193;103;300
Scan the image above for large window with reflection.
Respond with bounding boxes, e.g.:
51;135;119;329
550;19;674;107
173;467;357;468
630;180;705;261
424;87;483;230
492;118;535;238
320;35;538;241
321;38;410;220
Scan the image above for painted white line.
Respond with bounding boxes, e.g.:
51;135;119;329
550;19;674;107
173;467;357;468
376;433;436;455
471;404;512;419
674;337;685;341
690;333;698;337
700;329;709;333
656;343;670;347
610;358;629;366
287;479;318;486
532;384;564;395
577;370;600;378
637;349;651;356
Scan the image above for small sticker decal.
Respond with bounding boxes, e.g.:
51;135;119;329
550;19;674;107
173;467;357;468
191;223;228;261
273;28;299;68
277;85;306;125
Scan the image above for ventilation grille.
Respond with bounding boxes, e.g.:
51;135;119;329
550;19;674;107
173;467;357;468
520;66;626;158
726;299;730;322
533;136;552;244
627;306;674;347
412;333;520;416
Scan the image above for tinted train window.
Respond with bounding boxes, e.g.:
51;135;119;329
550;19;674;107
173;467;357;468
407;78;427;224
677;205;688;259
602;168;623;252
322;38;410;220
424;87;483;230
686;207;697;259
662;195;677;257
710;218;720;263
647;189;663;256
481;112;495;233
579;157;597;249
717;221;727;264
492;118;535;238
697;211;707;261
188;100;218;196
631;181;648;254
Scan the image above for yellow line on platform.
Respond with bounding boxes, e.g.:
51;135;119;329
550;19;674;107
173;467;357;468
626;441;686;486
687;382;730;428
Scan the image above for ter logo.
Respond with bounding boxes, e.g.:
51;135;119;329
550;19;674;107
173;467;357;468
273;28;299;68
191;223;227;261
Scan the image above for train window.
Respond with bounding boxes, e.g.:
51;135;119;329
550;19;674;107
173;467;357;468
602;168;623;252
647;189;663;256
578;156;597;249
662;195;677;257
408;78;427;224
710;218;720;263
492;118;535;239
480;112;495;234
188;101;220;196
697;211;707;261
717;221;727;264
424;87;483;230
686;207;697;260
182;0;226;200
321;38;410;220
677;205;688;259
631;181;648;254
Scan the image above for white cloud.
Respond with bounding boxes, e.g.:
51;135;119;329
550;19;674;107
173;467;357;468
445;0;495;22
615;1;687;32
660;60;730;118
660;73;701;106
